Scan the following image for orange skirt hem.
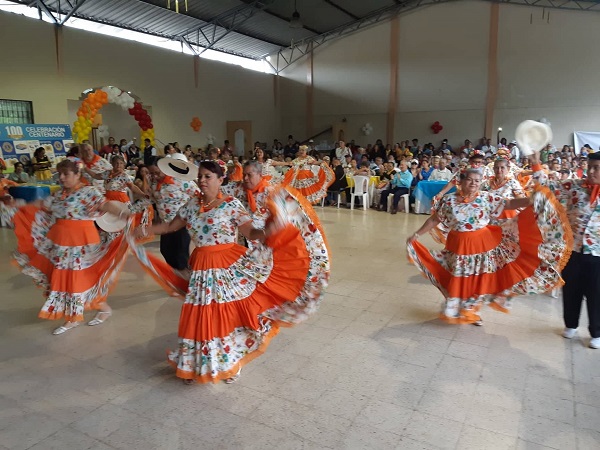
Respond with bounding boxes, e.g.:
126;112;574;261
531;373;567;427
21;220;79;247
178;226;309;341
169;324;280;384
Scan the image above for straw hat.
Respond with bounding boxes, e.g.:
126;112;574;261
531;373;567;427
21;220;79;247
157;153;198;181
95;201;127;232
515;120;553;156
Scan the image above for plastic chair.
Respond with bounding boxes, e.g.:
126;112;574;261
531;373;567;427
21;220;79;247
321;190;344;208
350;175;369;210
387;192;410;213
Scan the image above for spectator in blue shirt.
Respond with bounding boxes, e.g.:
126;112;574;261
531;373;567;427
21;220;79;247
418;159;434;181
378;160;413;214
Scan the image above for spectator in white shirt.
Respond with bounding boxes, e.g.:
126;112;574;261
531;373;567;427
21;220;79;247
509;141;520;160
336;141;352;161
481;139;497;157
429;158;453;181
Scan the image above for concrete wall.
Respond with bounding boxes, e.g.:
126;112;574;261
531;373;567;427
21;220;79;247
280;1;600;148
0;11;279;149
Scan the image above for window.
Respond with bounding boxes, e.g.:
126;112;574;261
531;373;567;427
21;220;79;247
0;99;34;124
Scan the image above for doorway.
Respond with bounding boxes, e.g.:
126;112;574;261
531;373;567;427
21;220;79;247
226;121;252;159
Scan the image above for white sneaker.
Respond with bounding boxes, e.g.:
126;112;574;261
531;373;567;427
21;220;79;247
562;328;578;339
590;337;600;349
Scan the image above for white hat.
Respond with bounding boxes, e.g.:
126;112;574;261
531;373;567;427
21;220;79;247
157;153;198;181
515;120;553;156
95;201;127;232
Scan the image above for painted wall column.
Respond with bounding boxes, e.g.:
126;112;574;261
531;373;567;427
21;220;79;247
306;42;314;138
387;16;399;146
484;3;499;139
193;56;200;89
54;26;63;75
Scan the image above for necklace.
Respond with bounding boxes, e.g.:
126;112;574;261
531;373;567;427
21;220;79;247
460;192;478;203
490;177;508;190
60;183;83;200
202;197;218;209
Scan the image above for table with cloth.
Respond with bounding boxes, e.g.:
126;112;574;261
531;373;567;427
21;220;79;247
413;180;456;214
346;175;380;202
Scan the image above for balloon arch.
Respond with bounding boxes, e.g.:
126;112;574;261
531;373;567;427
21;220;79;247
72;86;155;145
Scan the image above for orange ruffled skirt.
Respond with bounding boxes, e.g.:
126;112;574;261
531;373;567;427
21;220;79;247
408;185;573;324
105;190;130;203
282;164;334;204
128;188;330;383
13;205;129;321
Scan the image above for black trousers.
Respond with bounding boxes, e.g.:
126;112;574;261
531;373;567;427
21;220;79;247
562;251;600;338
380;187;409;208
160;227;191;270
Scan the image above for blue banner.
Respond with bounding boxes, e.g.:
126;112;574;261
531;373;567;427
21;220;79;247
0;124;73;167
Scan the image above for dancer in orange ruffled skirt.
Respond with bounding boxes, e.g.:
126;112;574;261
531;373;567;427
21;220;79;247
13;159;131;335
407;168;572;325
131;161;330;384
282;145;334;204
85;154;154;233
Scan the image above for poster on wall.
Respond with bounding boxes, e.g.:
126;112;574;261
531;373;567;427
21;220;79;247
0;124;73;168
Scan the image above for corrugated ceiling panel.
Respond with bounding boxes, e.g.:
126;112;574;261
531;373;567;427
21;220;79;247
38;0;416;60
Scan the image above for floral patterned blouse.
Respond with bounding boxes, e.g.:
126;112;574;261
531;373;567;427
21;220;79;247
103;171;133;193
220;183;270;229
151;176;199;223
85;154;113;174
435;192;506;232
481;176;525;199
177;196;252;247
291;156;317;169
534;168;600;256
45;185;105;220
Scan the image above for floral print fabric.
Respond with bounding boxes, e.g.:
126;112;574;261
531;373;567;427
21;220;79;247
151;178;199;223
178;196;252;246
13;186;127;321
145;190;331;382
481;176;526;200
408;186;572;322
103;172;133;194
434;192;506;232
534;169;600;256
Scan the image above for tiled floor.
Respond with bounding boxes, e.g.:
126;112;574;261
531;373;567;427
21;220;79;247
1;207;599;450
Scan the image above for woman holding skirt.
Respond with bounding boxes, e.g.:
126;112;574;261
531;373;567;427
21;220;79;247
133;161;329;384
407;168;572;325
13;159;131;334
86;155;153;234
282;145;334;204
481;157;527;221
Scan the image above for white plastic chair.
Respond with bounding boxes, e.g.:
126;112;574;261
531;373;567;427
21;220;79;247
350;175;369;210
321;190;344;208
387;192;410;213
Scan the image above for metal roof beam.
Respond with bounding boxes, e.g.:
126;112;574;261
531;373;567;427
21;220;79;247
490;0;600;10
270;0;600;73
272;0;449;73
179;36;199;56
36;0;58;23
58;0;87;25
323;0;360;20
239;0;322;34
176;0;285;49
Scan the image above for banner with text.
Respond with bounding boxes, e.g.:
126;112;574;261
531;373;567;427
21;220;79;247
0;124;74;167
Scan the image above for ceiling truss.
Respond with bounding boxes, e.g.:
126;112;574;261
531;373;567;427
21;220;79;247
17;0;600;74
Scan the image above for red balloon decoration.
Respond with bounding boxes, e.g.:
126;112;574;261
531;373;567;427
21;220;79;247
127;101;153;133
190;117;202;132
431;121;444;134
